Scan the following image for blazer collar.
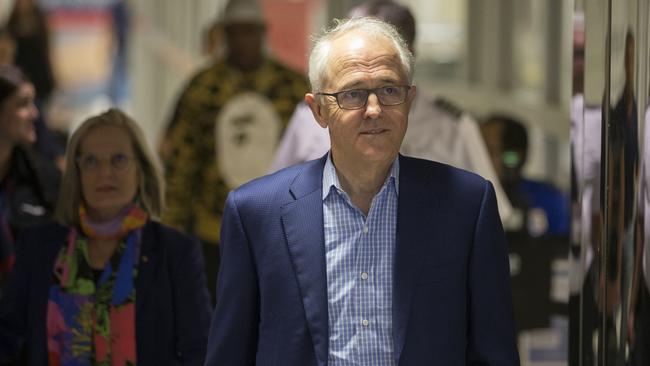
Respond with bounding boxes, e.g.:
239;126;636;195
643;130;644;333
281;155;329;366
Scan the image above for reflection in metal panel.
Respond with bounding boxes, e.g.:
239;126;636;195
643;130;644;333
570;0;650;364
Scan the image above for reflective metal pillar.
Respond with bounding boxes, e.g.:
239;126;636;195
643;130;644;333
570;0;650;364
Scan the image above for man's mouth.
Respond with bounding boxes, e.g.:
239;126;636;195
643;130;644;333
361;128;386;135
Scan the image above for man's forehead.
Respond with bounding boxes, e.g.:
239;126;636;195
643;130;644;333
331;29;394;53
318;29;406;89
327;31;401;72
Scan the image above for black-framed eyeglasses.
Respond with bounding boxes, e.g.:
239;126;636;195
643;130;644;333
76;153;135;173
316;85;411;110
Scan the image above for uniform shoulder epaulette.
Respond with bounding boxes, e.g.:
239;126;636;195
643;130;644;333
433;97;463;119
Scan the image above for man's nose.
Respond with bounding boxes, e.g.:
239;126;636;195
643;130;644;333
364;92;382;119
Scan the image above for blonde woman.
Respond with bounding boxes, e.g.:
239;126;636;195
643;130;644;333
0;109;211;365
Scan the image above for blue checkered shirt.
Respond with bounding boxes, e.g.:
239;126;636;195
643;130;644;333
323;154;398;366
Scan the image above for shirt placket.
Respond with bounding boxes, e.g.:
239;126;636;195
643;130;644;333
356;190;388;364
375;187;396;364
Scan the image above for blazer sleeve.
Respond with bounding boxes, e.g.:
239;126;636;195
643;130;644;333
466;181;520;365
204;192;260;366
167;228;212;365
0;230;36;362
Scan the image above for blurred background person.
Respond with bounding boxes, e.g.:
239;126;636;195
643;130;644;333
629;83;650;366
7;0;54;103
7;0;65;170
0;29;15;66
596;29;639;366
107;0;131;108
567;12;601;365
0;109;211;365
481;114;570;238
0;64;59;292
162;0;308;303
481;113;571;346
201;20;223;61
269;0;513;223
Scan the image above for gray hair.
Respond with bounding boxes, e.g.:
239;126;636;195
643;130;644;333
308;17;414;92
56;108;165;226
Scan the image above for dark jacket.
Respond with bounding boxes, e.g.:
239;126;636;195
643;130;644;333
0;146;59;280
1;146;59;231
0;220;212;365
205;154;519;365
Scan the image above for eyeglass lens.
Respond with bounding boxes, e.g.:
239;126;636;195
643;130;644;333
78;153;132;172
337;86;408;109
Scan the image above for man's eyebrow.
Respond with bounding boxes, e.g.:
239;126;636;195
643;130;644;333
339;81;365;90
378;78;401;85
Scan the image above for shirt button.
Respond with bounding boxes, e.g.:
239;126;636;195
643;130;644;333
362;319;369;327
361;272;368;280
362;225;369;233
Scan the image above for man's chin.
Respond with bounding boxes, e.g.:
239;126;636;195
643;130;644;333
360;150;398;166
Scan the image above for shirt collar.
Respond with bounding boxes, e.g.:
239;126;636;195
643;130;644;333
322;152;400;200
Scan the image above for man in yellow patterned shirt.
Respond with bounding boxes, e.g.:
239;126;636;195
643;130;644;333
163;0;308;303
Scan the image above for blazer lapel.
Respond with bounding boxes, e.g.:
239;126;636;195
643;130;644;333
393;156;439;362
136;221;157;314
281;157;329;366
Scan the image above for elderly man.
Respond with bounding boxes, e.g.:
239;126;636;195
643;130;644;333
269;0;513;226
205;17;519;365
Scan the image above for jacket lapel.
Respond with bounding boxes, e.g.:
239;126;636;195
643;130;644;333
393;156;439;362
135;221;156;314
281;157;329;366
279;155;440;364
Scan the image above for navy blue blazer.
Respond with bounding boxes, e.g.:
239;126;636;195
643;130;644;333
205;155;519;365
0;220;212;365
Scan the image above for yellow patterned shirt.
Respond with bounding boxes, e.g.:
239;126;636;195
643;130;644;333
163;58;309;244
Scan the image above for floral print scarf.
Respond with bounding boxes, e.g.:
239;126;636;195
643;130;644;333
47;204;147;366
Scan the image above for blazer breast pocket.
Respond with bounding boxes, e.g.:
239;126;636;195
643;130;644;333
416;255;464;286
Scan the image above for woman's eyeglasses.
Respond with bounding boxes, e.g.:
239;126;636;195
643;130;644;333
76;153;135;173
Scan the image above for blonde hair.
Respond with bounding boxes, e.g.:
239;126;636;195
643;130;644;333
56;108;164;225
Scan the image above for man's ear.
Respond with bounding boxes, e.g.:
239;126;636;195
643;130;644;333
407;85;417;103
305;93;328;129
